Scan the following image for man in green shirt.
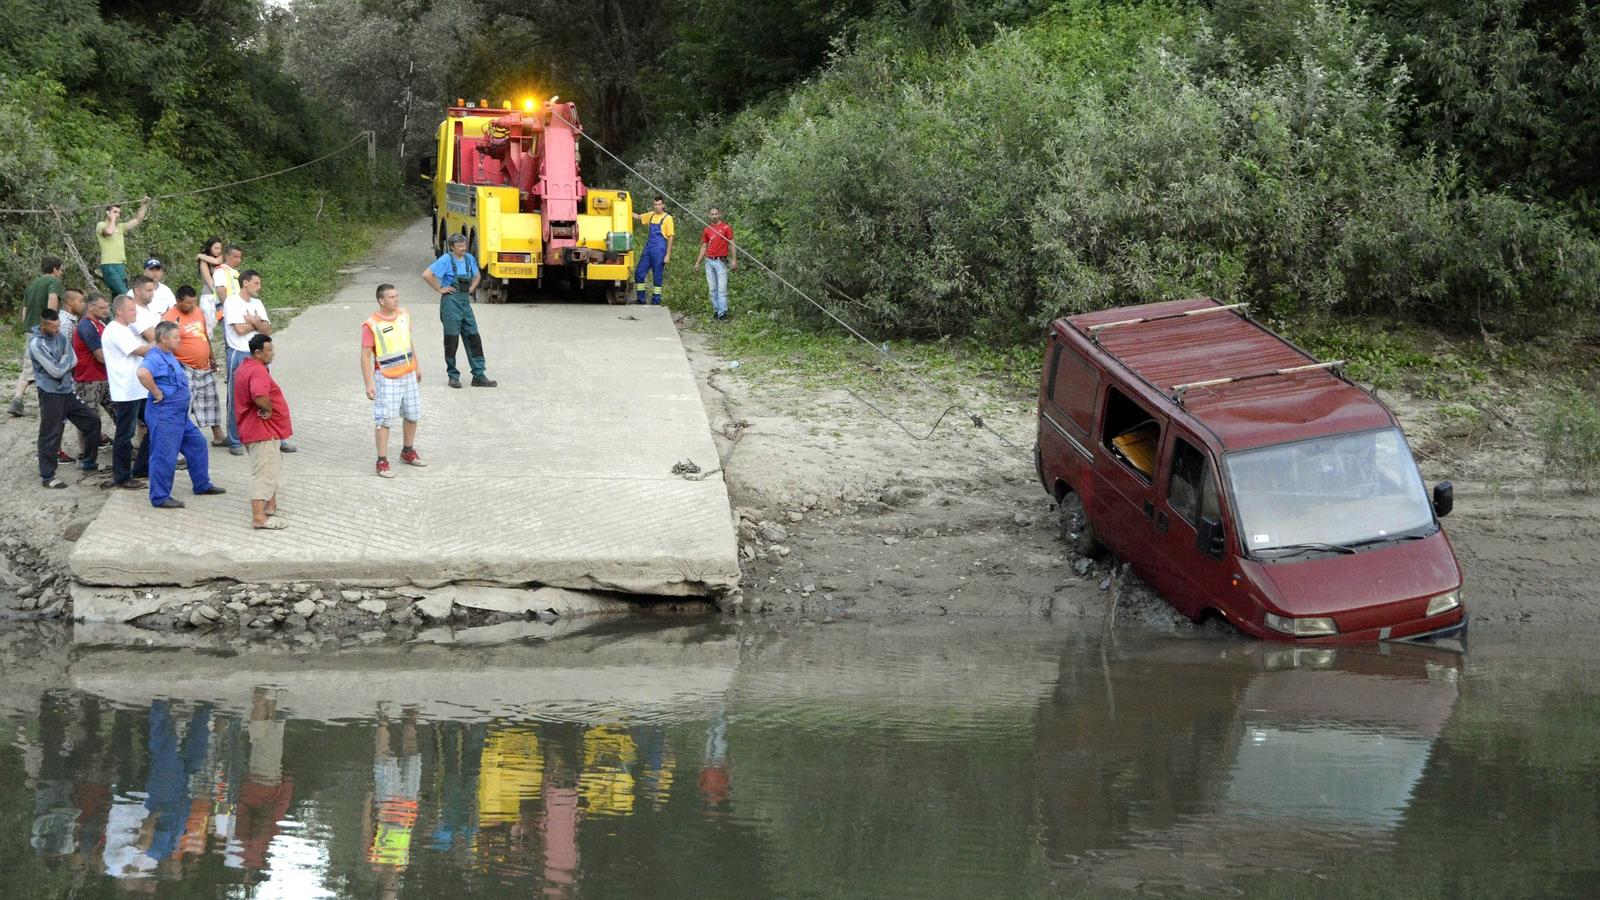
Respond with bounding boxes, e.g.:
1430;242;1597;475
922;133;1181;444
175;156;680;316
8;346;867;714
95;196;150;297
10;256;66;417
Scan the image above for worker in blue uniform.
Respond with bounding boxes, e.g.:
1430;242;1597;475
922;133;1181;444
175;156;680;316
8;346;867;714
136;321;225;509
633;196;675;305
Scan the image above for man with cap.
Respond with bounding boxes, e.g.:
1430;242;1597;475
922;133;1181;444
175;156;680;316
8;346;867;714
421;234;496;389
143;259;177;316
136;321;225;509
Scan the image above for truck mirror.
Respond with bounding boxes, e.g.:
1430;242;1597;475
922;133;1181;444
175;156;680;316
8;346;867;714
1433;481;1454;518
1195;515;1225;558
418;155;436;182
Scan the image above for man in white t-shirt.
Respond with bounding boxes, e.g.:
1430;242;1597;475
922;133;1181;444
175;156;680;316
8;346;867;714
223;269;289;454
103;294;153;487
124;275;161;342
144;259;176;316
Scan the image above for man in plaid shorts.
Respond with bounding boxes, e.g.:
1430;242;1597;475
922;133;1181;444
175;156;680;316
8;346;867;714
361;283;426;478
162;286;228;446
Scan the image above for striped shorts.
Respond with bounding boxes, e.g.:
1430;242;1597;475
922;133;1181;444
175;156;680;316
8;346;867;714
373;372;421;428
185;366;222;427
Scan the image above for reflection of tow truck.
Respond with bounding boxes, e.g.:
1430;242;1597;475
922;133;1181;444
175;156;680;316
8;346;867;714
420;98;635;303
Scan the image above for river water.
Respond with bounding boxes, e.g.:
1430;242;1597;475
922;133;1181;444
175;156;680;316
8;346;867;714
0;618;1595;898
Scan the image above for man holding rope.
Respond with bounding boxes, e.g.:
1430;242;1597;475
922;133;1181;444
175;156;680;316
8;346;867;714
95;196;150;298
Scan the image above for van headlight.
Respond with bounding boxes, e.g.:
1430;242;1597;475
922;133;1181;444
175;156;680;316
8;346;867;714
1264;612;1339;637
1426;589;1462;617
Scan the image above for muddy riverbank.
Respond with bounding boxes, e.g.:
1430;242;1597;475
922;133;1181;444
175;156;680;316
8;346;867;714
2;313;1598;638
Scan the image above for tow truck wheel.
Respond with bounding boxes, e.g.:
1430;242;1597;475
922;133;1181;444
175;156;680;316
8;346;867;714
1058;491;1104;559
605;283;629;305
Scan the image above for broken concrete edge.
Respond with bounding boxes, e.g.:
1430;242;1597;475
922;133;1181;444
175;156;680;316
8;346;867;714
67;571;736;598
69;579;728;627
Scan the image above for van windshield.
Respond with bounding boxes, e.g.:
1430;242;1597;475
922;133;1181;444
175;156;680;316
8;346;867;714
1224;428;1434;556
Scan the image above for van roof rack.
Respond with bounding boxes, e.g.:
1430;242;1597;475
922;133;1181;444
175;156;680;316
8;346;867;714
1086;303;1248;343
1169;360;1345;405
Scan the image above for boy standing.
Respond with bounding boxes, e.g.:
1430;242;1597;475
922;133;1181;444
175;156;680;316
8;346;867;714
233;335;292;529
361;284;427;478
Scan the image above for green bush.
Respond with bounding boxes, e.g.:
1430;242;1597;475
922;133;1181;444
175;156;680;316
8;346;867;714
632;0;1600;344
1536;387;1600;493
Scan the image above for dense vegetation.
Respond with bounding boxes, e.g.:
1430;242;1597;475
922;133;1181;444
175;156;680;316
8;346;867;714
0;0;407;322
280;0;1600;347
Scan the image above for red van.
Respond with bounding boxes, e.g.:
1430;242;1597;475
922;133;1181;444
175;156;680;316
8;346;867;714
1034;298;1466;643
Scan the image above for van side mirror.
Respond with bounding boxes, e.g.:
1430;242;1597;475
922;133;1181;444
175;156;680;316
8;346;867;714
1433;481;1454;518
1195;515;1225;558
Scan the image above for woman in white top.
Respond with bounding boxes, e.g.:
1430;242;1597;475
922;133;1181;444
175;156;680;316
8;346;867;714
196;236;224;334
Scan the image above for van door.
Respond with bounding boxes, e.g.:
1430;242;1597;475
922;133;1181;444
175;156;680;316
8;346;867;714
1154;430;1233;619
1040;339;1100;489
1091;386;1166;565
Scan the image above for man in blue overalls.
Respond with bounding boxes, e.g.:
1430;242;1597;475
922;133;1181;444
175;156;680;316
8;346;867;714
633;196;675;305
422;234;497;389
135;321;225;508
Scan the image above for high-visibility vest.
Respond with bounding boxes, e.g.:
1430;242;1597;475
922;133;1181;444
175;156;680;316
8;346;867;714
367;309;417;378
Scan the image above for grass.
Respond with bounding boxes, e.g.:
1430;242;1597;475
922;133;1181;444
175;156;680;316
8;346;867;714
1536;387;1600;492
1280;318;1490;396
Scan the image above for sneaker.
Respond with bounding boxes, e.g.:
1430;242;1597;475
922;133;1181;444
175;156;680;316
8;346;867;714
229;445;245;456
448;377;462;389
42;478;66;489
376;458;394;478
471;376;498;387
80;461;99;473
279;441;297;453
57;449;73;463
400;448;428;467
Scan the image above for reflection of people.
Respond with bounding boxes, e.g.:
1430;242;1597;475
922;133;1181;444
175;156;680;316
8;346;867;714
367;707;422;874
32;693;80;858
142;701;212;864
430;723;485;853
698;712;732;809
234;688;293;871
580;726;637;816
633;724;675;809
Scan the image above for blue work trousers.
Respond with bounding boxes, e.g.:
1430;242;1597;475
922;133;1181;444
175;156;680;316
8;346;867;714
147;401;211;506
225;347;247;448
704;258;729;315
635;242;667;304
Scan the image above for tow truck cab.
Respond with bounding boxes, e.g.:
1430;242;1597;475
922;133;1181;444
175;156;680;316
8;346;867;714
1035;298;1466;643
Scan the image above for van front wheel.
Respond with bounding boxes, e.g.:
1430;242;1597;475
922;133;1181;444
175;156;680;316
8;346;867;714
1058;492;1104;559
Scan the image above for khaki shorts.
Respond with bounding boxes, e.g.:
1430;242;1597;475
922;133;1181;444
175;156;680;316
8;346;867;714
245;440;282;501
16;348;33;386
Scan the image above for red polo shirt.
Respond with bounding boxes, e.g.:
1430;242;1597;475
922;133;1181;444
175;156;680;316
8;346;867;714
232;357;293;443
702;222;734;259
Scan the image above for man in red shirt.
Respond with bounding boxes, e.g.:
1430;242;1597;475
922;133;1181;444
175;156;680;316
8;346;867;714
71;292;114;451
232;334;293;529
694;207;737;321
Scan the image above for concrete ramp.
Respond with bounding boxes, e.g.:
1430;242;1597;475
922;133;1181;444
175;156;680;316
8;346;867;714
68;220;739;600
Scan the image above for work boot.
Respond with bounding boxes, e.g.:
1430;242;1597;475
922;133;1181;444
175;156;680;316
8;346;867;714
471;376;497;387
155;498;185;509
448;377;462;389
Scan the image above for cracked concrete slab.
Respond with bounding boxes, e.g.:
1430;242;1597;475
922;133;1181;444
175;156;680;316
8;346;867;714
66;219;740;604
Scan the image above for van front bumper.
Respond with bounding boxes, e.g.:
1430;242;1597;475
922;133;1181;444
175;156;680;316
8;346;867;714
1396;613;1468;644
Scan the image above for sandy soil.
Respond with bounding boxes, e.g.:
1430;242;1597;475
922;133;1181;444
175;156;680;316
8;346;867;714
683;327;1600;633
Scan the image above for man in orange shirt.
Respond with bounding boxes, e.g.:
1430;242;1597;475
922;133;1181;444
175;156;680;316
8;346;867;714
161;286;227;446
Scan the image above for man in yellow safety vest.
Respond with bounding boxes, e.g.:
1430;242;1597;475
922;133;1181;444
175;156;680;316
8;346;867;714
361;283;427;478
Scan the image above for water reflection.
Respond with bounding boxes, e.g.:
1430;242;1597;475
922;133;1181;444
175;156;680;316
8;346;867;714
0;622;1596;898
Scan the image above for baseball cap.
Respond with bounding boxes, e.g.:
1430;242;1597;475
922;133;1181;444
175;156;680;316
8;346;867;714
144;258;163;270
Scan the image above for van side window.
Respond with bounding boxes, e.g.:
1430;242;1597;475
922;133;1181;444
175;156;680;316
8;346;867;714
1050;344;1099;434
1102;388;1160;481
1169;438;1218;525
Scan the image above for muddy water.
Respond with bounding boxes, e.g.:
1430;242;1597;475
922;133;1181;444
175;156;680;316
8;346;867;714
0;620;1596;899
